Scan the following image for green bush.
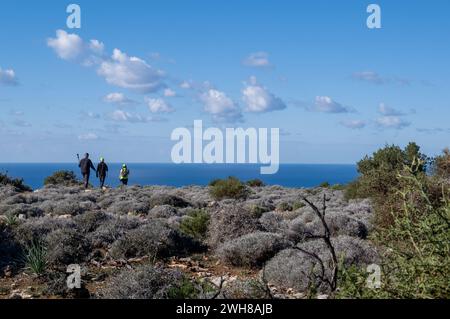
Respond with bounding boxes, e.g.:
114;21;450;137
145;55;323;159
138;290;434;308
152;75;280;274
319;181;330;188
179;209;210;240
337;165;450;299
344;142;428;228
44;170;80;187
431;148;450;179
0;173;32;192
209;176;247;200
246;179;265;187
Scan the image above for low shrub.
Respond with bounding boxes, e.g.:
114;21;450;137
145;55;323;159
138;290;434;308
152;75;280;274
149;194;190;209
0;173;32;192
87;215;142;249
222;279;272;299
209;177;248;200
44;228;90;266
100;264;187;299
109;219;201;260
148;205;178;218
43;170;80;187
246;179;266;187
319;182;330;188
264;236;378;293
74;211;109;233
217;232;291;268
207;205;261;248
345;168;449;298
259;212;288;233
14;216;75;245
179;209;210;241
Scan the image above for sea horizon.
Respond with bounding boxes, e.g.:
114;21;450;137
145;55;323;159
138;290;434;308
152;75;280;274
0;163;358;190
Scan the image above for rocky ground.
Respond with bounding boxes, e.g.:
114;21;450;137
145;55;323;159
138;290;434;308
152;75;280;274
0;184;377;299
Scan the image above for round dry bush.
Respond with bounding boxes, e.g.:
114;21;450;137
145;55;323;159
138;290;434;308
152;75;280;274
74;211;110;233
87;215;142;249
107;199;150;215
288;212;368;242
264;236;378;293
45;228;90;266
1;203;44;218
0;186;19;201
99;264;185;299
148;205;178;218
149;193;190;209
14;216;76;245
221;279;272;299
217;232;292;268
109;219;201;260
207;205;262;249
0;224;22;269
49;200;85;216
259;212;288;233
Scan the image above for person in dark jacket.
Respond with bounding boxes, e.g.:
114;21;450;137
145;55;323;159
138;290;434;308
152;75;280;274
96;157;109;189
78;153;96;189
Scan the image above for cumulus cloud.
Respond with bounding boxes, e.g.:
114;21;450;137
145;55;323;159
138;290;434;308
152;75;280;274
376;116;410;129
97;49;166;93
180;80;193;89
163;88;177;97
47;31;167;93
145;97;174;113
47;30;84;60
242;52;271;67
78;132;99;141
199;89;243;122
108;110;165;123
340;119;366;129
89;39;105;54
378;103;405;116
242;76;286;113
103;92;137;106
0;67;19;86
312;96;351;113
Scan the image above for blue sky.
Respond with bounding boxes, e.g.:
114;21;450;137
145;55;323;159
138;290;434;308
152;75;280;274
0;0;449;163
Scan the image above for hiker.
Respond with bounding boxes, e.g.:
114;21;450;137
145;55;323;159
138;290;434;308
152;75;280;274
78;153;96;189
96;157;109;189
119;164;130;186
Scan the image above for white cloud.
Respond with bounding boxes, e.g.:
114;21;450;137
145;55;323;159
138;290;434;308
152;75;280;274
163;88;177;97
180;81;192;89
108;110;165;123
200;89;242;122
0;67;18;86
47;30;83;60
376;116;410;129
103;92;136;106
243;52;271;67
242;77;286;113
145;97;174;113
378;103;405;116
97;49;166;93
312;96;350;113
78;132;99;141
340;119;366;129
89;39;104;54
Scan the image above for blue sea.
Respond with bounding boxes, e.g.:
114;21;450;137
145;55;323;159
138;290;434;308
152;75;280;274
0;163;358;190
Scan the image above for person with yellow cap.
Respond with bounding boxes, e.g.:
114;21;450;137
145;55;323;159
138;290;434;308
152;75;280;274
96;157;109;189
119;164;130;186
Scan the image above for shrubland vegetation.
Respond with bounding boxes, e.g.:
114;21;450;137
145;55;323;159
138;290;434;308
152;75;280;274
0;143;448;299
43;170;80;187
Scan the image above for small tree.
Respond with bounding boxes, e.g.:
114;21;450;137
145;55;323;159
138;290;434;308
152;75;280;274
44;170;80;186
